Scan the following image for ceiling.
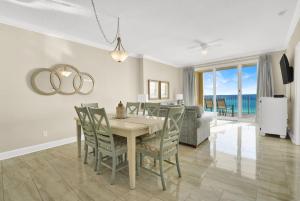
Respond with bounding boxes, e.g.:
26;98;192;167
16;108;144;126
0;0;299;67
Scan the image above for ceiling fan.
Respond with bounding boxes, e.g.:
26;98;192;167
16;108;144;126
188;39;223;55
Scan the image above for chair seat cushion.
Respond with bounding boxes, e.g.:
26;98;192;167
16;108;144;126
98;135;127;152
138;132;158;141
114;135;127;150
137;137;161;155
137;136;178;158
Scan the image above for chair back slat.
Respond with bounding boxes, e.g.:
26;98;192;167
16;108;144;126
126;102;140;115
88;107;115;153
160;106;185;150
74;106;97;144
143;103;160;116
81;103;99;108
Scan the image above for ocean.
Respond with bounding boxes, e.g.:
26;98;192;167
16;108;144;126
204;94;257;114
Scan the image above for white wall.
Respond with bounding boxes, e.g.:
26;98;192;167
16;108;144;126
269;19;300;138
270;51;285;95
286;19;300;129
142;58;183;102
0;23;183;152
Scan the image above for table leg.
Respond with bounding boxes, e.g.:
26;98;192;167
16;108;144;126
127;135;136;189
76;121;82;158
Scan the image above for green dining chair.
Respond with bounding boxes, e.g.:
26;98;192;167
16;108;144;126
74;106;98;171
140;102;162;165
143;102;160;116
81;103;99;155
137;106;185;190
88;107;128;185
81;103;99;108
126;102;140;115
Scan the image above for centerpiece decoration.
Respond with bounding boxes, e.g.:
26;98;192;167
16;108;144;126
116;101;127;119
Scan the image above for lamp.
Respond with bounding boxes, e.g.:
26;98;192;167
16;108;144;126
91;0;128;62
137;94;148;102
110;37;128;62
176;94;183;100
176;94;184;105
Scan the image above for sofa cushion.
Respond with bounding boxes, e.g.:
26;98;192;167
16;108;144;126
185;105;204;118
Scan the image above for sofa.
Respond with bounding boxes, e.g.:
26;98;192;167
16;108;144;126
180;106;215;147
159;105;215;147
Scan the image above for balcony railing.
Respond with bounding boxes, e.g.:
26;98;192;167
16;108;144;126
204;94;256;116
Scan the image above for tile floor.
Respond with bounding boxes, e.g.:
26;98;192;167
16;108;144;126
0;121;299;201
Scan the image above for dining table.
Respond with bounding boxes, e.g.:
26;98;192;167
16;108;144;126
74;114;165;189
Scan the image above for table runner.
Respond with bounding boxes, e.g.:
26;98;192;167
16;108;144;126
108;114;165;134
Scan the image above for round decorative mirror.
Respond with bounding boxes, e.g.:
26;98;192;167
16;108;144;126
74;72;95;95
31;68;61;95
50;64;82;95
30;64;95;96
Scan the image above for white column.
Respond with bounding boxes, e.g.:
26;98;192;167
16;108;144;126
238;64;242;118
213;68;217;113
292;42;300;145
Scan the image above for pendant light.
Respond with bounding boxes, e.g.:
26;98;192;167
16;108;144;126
91;0;128;62
110;18;128;62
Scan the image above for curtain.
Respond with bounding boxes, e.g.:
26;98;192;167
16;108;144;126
183;67;195;106
257;54;274;97
256;54;274;121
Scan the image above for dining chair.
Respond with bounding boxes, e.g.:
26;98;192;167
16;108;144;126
143;102;160;116
140;102;161;147
126;102;140;115
81;103;99;108
88;107;128;185
81;103;98;155
74;106;98;171
137;106;185;190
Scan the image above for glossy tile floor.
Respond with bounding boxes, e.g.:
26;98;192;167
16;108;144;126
0;121;299;201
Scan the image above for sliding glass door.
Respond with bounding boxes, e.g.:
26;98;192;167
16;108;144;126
203;71;214;112
199;62;258;122
241;64;257;121
216;67;238;120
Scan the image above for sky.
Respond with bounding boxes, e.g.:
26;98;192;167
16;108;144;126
203;65;257;95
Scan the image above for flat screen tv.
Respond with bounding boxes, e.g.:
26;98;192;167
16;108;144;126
280;54;293;84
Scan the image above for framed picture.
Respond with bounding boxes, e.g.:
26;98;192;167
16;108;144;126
160;81;169;99
148;80;160;100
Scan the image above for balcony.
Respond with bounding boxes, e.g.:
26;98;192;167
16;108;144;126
204;94;256;120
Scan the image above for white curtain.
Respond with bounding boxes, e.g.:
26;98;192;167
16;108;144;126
256;54;274;121
257;54;274;97
183;67;195;106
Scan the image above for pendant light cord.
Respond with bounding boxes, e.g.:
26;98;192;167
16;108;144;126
90;0;120;45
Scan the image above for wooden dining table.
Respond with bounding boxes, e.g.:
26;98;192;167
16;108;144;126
75;114;165;189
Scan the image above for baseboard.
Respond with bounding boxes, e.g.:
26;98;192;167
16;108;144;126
290;134;300;145
288;130;300;145
0;136;83;161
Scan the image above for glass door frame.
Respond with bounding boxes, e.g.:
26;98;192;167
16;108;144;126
197;59;258;122
215;66;239;121
239;63;259;122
